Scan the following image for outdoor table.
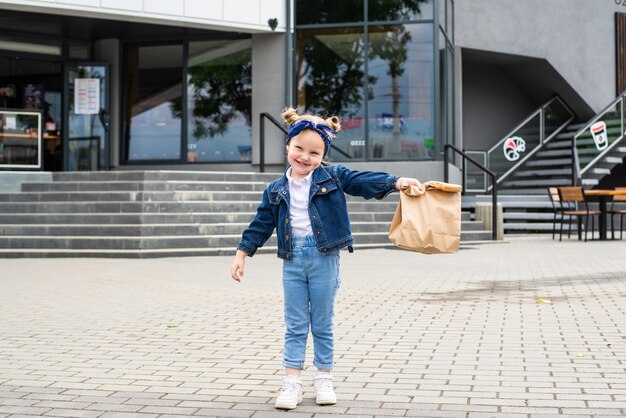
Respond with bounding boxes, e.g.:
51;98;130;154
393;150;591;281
584;189;626;240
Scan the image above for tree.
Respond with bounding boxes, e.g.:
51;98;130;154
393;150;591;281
296;0;428;120
171;48;252;141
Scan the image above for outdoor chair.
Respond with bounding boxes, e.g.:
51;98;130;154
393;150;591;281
610;187;626;240
547;187;567;240
557;186;600;242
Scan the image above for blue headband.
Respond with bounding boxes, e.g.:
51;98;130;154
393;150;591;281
286;120;336;155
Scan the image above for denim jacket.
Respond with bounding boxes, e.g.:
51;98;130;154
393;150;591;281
237;164;399;260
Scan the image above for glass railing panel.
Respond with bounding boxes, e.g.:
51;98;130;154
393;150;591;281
464;151;487;192
487;111;541;181
544;98;574;141
575;100;623;175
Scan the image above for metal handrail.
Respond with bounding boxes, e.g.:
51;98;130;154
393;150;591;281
259;112;353;172
444;144;498;240
259;112;287;173
572;90;626;181
485;96;574;188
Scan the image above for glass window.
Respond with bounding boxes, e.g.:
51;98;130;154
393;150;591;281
124;44;183;161
0;110;42;168
186;39;252;163
296;27;367;160
368;23;434;159
0;57;63;170
368;0;433;22
296;0;363;25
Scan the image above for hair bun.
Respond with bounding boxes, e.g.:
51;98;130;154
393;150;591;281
326;115;342;132
281;107;300;125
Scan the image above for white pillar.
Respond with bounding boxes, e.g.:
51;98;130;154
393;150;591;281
251;33;287;168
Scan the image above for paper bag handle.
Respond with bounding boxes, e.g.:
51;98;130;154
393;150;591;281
401;181;462;197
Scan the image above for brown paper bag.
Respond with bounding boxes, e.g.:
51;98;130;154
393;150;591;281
388;181;462;254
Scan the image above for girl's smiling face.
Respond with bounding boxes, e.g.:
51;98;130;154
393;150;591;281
286;130;325;180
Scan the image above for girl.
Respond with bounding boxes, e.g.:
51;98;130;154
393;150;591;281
230;107;422;410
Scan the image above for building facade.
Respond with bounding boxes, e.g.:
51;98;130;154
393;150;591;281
0;0;624;184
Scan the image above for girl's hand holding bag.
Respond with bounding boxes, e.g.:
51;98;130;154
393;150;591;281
388;181;462;254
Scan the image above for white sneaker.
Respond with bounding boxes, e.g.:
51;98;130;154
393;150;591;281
274;375;303;410
314;372;337;405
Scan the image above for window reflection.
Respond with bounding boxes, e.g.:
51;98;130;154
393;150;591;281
186;39;252;163
297;27;367;160
368;0;433;22
368;24;434;159
295;0;449;162
126;44;182;161
296;0;363;25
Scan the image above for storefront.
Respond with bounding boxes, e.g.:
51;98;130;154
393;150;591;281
0;0;454;176
0;7;257;172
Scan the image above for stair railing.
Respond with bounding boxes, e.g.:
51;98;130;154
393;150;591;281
259;112;288;173
444;144;498;240
572;90;626;184
466;96;574;192
259;112;353;172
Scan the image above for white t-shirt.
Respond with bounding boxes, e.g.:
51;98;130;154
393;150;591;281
286;167;313;237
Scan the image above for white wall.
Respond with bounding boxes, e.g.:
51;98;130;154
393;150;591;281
456;0;624;112
251;33;287;167
0;0;286;33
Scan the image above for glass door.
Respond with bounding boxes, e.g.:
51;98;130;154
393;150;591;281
64;63;110;171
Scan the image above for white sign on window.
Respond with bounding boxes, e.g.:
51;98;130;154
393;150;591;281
74;78;100;115
5;115;16;130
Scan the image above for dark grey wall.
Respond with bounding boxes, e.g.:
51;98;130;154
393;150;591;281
456;0;622;112
462;61;535;151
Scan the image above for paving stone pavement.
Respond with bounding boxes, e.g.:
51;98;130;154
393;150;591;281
1;236;626;417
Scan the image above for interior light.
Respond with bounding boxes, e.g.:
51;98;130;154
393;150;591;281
0;40;61;56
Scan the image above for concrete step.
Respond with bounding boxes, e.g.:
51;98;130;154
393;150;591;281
0;236;493;258
582;178;600;186
0;169;493;257
0;219;486;236
533;149;572;158
504;222;555;231
503;212;555;221
525;158;572;167
500;178;571;188
0;211;408;224
497;188;556;195
0;229;490;250
0;200;403;214
22;180;269;192
465;194;550;203
0;191;268;203
512;168;572;178
464;200;553;209
1;189;404;203
52;170;283;183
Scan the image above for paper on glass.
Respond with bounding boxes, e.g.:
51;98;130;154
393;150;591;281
74;78;100;115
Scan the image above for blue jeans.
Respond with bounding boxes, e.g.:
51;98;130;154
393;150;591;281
282;235;340;370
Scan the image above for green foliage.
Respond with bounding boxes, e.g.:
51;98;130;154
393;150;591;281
297;1;428;116
172;49;252;141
